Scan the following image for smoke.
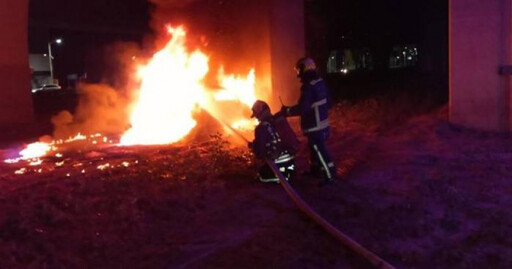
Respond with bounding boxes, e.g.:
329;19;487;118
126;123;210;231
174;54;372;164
148;0;200;8
147;0;275;107
100;42;145;92
51;83;130;139
49;0;285;143
48;39;145;140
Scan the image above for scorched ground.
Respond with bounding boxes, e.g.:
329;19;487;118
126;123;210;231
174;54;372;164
0;100;510;268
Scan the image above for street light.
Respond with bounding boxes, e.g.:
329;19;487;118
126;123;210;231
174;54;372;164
48;38;62;84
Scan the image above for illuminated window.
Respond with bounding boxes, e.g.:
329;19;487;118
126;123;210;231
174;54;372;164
327;50;339;73
327;48;374;74
389;44;418;69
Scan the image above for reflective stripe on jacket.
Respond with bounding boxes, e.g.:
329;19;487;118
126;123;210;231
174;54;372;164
252;121;294;162
287;78;331;134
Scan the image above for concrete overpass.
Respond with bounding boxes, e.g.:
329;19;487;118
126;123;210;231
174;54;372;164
1;0;511;132
450;0;512;131
0;0;33;125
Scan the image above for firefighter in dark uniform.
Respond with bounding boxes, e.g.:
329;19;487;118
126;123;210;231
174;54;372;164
248;100;296;183
279;57;337;185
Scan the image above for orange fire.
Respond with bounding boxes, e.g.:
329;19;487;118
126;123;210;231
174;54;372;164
215;67;256;107
19;142;54;160
4;133;112;165
121;25;259;146
5;25;260;167
121;26;209;145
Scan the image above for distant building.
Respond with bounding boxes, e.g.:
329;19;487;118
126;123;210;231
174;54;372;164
29;54;52;89
327;47;374;74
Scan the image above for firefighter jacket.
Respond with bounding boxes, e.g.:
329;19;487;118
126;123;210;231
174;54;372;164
285;77;331;134
251;120;294;164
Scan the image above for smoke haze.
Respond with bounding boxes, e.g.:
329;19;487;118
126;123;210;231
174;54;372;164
52;84;130;139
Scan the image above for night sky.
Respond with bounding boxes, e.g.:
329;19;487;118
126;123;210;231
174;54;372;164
29;0;150;47
29;0;151;84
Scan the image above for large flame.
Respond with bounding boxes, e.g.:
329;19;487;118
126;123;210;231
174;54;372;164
5;25;261;166
121;25;258;146
215;67;256;107
121;26;209;145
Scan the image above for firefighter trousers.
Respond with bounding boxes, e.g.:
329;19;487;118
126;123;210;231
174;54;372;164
307;129;336;180
257;158;295;183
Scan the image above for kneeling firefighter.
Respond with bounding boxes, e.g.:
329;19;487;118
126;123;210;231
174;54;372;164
248;100;299;183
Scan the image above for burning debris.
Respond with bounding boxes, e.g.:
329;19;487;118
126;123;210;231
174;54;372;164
1;100;511;268
4;25;262;173
3;133;116;168
121;25;259;146
120;26;209;146
14;168;26;175
19;142;54;160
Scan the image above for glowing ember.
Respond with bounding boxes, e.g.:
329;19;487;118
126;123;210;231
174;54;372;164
65;133;87;143
29;159;43;166
122;161;130;167
5;132;108;164
20;142;53;160
4;158;20;164
121;25;209;145
14;168;26;175
97;163;110;170
55;161;65;167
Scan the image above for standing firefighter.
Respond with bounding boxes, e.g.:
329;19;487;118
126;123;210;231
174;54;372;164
248;100;298;183
279;57;337;185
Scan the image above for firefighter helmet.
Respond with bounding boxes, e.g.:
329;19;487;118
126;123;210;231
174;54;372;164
295;57;317;77
251;100;271;119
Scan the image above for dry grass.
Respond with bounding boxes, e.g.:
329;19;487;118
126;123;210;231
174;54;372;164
0;95;510;268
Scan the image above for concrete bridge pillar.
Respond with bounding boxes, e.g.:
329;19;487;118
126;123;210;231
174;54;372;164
450;0;512;131
0;0;33;125
268;0;305;107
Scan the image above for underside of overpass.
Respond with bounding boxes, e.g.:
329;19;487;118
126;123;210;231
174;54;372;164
1;0;511;132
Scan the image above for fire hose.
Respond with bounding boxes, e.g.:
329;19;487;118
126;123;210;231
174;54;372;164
214;118;396;269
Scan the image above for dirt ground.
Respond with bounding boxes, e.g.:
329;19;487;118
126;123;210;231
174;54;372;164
0;100;510;268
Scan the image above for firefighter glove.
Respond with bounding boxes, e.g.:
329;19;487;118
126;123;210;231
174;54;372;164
279;105;289;116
